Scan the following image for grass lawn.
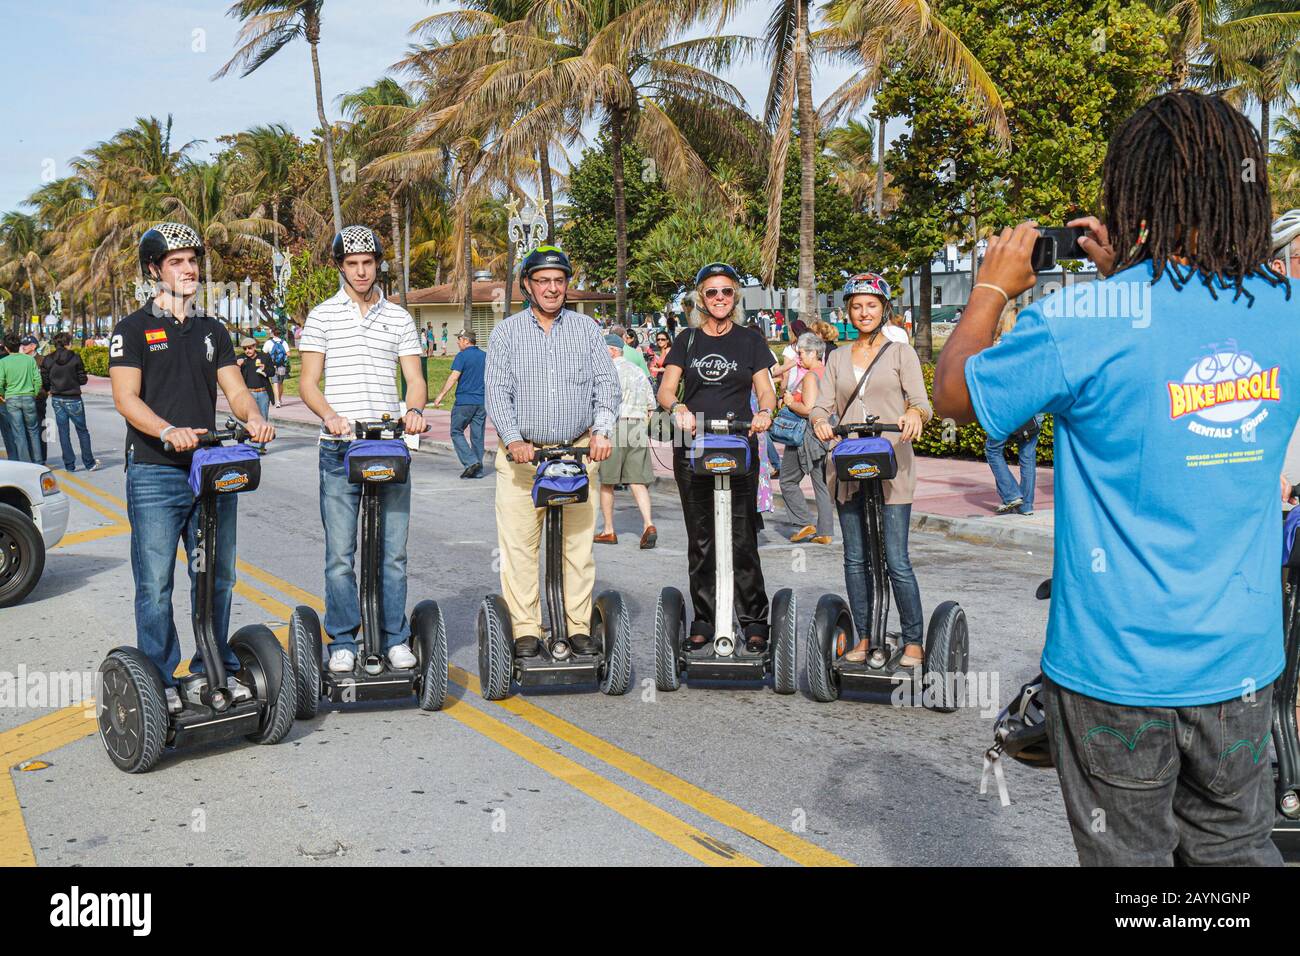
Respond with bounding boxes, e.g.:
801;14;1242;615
282;355;458;407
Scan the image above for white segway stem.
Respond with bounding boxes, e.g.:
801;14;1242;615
714;475;734;656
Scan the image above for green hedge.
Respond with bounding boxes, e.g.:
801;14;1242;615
73;346;109;378
912;363;1054;465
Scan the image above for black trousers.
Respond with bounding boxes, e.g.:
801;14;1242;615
673;453;769;640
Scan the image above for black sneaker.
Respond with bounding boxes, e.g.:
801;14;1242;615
460;465;476;479
569;633;599;655
514;635;541;658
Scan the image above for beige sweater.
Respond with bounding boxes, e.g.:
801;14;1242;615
810;341;933;504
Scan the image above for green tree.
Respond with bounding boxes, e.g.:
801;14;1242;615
876;0;1171;358
562;137;674;296
630;203;761;308
282;248;339;321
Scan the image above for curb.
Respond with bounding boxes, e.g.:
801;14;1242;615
83;393;1055;552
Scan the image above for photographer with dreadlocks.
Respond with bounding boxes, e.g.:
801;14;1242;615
935;90;1299;867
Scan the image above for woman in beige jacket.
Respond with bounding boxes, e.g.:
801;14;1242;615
812;273;932;668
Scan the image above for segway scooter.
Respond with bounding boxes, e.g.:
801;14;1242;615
806;418;968;710
288;415;448;715
477;445;632;699
1271;488;1300;857
97;420;295;773
654;415;797;693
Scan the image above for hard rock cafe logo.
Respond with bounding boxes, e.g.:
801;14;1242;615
691;353;739;383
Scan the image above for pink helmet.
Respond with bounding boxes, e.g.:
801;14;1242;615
843;273;891;299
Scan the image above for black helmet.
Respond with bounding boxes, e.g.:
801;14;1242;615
139;222;204;275
694;262;741;286
991;674;1052;768
332;225;384;262
521;245;572;279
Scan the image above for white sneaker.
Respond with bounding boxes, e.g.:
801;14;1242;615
387;644;417;669
227;676;253;702
328;649;356;673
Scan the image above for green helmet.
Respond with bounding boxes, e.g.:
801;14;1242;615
521;245;573;279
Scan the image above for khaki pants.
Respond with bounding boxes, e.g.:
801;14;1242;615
494;442;598;637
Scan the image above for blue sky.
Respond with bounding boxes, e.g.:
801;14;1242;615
0;0;876;213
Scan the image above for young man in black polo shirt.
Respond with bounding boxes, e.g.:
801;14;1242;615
108;223;275;714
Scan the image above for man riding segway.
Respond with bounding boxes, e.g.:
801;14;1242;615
106;222;277;721
295;225;438;697
479;245;628;697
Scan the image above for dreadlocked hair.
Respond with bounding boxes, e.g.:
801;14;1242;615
1102;89;1288;306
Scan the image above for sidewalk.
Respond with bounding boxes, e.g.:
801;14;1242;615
81;375;1054;551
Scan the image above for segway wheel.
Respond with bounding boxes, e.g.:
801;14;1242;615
922;601;969;714
289;606;323;719
97;648;168;774
477;594;514;700
806;594;852;703
231;625;295;744
770;588;797;695
594;590;632;695
411;599;449;711
654;587;684;692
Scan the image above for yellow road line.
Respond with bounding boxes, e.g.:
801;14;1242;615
55;470;126;509
57;526;130;548
449;667;853;867
439;694;755;866
224;556;850;867
54;478;127;527
0;771;35;866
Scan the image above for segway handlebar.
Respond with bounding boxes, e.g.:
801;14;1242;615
699;417;752;435
535;445;591;462
163;418;250;452
353;415;404;439
834;419;901;437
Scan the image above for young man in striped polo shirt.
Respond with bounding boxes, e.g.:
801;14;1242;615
298;226;429;674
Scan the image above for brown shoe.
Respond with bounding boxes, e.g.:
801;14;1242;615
811;535;832;545
593;531;618;544
790;525;817;543
639;526;657;549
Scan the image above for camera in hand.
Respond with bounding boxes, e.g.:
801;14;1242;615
1031;226;1087;272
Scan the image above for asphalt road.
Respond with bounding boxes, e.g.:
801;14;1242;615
2;396;1069;867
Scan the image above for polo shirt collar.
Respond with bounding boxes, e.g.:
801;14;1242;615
527;305;568;329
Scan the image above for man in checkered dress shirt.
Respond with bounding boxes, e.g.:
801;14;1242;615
484;254;619;656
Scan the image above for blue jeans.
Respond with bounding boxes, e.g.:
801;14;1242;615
450;403;486;470
319;441;412;654
836;491;924;647
985;429;1039;512
0;403;14;459
249;390;270;450
51;397;97;470
126;458;239;687
765;435;782;470
3;396;40;463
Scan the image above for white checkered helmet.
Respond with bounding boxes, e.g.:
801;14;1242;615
1272;210;1300;255
332;225;384;262
139;222;204;276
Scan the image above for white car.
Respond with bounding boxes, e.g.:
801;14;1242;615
0;459;70;606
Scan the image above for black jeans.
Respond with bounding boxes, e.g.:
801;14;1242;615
673;453;769;640
1043;675;1282;866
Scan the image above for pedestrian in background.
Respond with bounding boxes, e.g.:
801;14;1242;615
594;334;657;548
0;333;42;463
983;302;1042;515
432;329;487;478
42;332;101;471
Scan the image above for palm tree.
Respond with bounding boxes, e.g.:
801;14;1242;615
820;2;1010;156
232;123;298;260
825;118;888;212
0;212;51;321
214;0;345;233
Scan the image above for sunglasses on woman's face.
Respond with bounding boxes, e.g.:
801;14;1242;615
702;287;735;300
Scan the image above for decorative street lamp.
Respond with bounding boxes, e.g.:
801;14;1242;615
380;259;390;297
507;193;549;262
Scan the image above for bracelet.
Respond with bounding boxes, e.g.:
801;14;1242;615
756;408;774;417
159;425;176;441
411;408;425;417
973;282;1010;306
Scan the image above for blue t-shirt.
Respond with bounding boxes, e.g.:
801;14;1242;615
966;261;1300;706
451;345;486;405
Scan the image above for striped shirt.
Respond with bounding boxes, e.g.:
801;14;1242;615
485;306;618;446
299;287;422;440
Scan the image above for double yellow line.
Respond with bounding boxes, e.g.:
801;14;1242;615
1;471;851;867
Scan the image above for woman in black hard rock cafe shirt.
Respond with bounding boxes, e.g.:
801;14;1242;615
656;262;778;652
